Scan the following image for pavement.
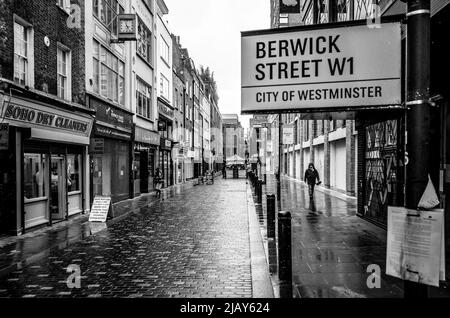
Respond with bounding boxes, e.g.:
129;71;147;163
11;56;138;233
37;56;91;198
254;173;450;298
0;175;272;298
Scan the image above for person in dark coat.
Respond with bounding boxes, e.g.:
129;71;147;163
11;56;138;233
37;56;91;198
304;163;321;199
222;163;227;179
154;167;163;198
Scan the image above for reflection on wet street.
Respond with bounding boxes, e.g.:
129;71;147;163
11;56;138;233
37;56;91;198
256;174;405;298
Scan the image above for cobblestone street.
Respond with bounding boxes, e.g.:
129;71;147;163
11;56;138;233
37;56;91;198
0;178;256;298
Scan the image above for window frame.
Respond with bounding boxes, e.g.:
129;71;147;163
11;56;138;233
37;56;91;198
159;73;170;101
13;16;33;87
57;43;72;101
92;0;124;37
160;35;170;65
92;39;125;106
136;76;153;120
136;16;152;65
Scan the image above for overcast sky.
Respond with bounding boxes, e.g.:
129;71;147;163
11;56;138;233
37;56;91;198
164;0;271;130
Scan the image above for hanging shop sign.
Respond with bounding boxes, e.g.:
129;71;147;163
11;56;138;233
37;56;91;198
0;123;9;150
241;19;402;114
386;206;445;287
283;124;294;144
160;137;172;150
117;14;137;41
158;121;167;131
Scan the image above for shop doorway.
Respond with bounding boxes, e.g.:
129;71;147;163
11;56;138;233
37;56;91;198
50;155;66;221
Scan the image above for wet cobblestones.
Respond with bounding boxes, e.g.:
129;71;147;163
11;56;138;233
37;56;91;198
0;179;252;298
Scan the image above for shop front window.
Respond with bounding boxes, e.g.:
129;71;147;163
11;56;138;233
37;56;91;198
67;154;82;193
24;153;47;200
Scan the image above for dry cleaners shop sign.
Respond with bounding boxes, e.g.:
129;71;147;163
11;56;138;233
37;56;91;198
241;21;401;113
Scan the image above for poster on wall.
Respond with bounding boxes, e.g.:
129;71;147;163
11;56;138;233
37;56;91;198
386;206;445;287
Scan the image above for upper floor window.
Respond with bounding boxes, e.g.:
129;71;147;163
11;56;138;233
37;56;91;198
159;73;170;101
57;45;71;101
93;40;125;105
137;17;152;65
136;77;152;119
93;0;124;36
14;20;32;86
160;36;170;64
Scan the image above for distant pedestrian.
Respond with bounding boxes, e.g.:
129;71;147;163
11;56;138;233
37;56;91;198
304;163;321;200
222;164;227;179
154;167;163;198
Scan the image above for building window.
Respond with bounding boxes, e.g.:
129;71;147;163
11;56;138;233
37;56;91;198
67;154;82;193
14;20;31;86
136;77;152;119
137;17;152;65
57;45;71;101
24;154;47;200
93;0;124;36
160;36;170;64
159;73;170;100
93;40;125;105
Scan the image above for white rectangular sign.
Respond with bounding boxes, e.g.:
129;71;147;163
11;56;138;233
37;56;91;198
386;207;445;287
283;125;294;145
241;21;401;113
89;196;112;222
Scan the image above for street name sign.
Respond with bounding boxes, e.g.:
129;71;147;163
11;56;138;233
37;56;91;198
241;19;402;114
89;196;112;222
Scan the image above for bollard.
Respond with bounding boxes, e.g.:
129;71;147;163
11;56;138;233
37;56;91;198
266;194;275;238
257;180;262;203
278;211;292;282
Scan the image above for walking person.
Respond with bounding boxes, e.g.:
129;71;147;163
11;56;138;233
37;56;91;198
154;167;163;198
304;163;321;202
222;163;227;179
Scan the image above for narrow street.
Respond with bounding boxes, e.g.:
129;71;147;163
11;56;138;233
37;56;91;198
0;178;255;298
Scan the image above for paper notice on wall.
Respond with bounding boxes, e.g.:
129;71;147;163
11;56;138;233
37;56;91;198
386;207;444;287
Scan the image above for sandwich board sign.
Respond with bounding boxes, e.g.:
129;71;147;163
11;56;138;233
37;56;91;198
89;196;112;222
241;18;402;114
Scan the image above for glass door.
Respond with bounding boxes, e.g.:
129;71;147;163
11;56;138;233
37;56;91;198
50;155;66;221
